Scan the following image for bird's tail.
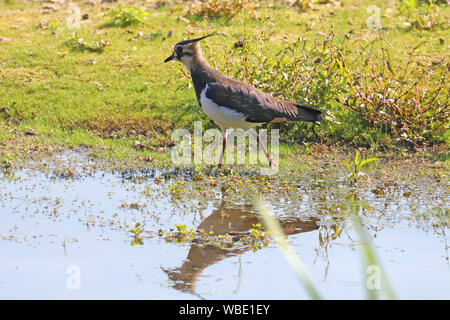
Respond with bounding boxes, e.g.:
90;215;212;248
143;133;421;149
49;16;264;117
295;104;322;122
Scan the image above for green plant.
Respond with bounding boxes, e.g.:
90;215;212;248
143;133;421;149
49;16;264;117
183;0;254;20
159;224;196;243
129;222;145;246
344;34;449;147
396;0;448;30
158;223;268;250
105;3;149;27
169;180;187;197
0;153;16;180
240;223;269;251
64;34;109;53
1;153;16;170
340;150;380;184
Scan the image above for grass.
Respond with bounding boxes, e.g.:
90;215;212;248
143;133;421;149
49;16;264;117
103;3;149;27
353;216;397;300
0;0;448;166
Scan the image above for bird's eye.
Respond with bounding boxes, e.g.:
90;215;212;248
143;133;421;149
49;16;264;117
175;46;183;56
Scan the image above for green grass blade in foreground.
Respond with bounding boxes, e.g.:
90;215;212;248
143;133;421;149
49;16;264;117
254;198;322;300
353;217;397;300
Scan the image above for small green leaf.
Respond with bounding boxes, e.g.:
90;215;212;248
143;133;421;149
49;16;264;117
340;161;353;171
359;158;380;168
354;151;361;166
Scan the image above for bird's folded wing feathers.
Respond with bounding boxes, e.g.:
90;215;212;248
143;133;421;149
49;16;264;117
205;80;319;123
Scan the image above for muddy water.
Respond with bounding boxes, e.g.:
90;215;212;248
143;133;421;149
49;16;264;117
0;154;448;299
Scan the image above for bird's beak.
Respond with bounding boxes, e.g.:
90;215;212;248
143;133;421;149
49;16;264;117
164;53;174;63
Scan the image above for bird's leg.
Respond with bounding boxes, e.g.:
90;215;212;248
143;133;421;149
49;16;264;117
218;130;227;169
255;132;276;168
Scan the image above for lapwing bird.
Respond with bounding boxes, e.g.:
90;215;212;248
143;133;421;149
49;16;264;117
164;34;322;168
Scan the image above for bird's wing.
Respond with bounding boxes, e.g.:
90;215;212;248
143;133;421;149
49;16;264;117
205;79;320;123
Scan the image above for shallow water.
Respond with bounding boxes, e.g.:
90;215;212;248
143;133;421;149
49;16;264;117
0;154;449;299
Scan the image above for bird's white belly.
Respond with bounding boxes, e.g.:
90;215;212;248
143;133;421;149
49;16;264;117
200;86;257;130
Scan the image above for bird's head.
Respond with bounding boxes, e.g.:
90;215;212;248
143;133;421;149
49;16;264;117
164;34;213;69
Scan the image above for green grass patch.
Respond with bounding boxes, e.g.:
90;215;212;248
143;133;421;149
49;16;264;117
0;0;448;164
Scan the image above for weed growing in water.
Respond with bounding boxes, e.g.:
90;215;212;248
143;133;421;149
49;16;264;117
1;153;15;171
240;223;269;251
158;223;269;250
1;153;16;180
158;224;196;243
340;150;380;184
169;181;187;199
129;222;145;246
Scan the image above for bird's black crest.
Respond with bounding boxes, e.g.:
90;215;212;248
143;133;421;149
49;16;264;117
176;34;214;46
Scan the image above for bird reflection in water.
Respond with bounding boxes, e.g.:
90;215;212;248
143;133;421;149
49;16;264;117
162;200;318;296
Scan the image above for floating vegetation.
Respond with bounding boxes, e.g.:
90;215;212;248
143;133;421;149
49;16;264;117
1;153;15;171
129;222;145;246
158;223;269;251
1;153;16;180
